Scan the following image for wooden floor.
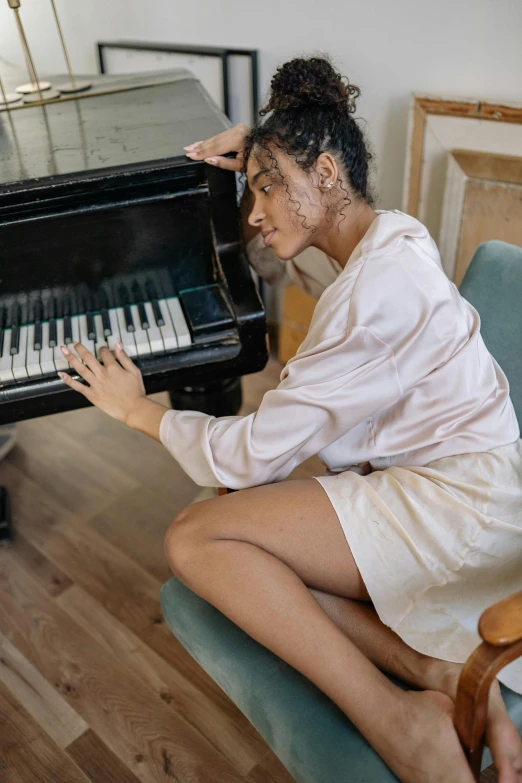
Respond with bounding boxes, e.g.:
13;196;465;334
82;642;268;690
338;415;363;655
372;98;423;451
0;356;497;782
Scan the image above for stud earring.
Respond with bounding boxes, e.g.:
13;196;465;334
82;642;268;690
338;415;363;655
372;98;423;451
327;182;333;189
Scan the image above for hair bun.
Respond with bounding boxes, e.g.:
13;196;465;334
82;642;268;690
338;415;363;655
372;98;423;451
262;56;360;116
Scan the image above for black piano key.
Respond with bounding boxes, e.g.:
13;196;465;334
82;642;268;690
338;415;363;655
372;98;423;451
47;294;57;348
48;319;57;348
138;302;149;329
84;290;97;342
131;281;149;329
86;311;96;341
62;292;73;344
118;285;135;332
33;297;43;350
145;280;165;326
10;303;20;355
0;304;5;356
99;289;111;336
123;305;135;332
63;315;72;345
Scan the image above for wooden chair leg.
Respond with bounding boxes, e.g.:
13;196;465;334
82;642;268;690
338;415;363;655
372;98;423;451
454;639;522;780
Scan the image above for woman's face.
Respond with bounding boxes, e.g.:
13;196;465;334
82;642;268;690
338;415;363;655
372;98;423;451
246;147;336;260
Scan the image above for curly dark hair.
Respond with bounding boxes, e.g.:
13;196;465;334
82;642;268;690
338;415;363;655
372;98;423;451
244;55;374;229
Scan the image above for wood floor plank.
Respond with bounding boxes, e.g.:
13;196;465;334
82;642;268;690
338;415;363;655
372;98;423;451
67;729;143;783
0;556;248;783
0;632;87;749
246;748;297;783
57;584;268;776
7;533;73;596
5;469;237;712
0;679;92;783
10;414;139;520
87;486;176;583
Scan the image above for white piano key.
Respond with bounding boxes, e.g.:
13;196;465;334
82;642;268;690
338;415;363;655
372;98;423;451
53;318;70;371
115;307;137;357
26;324;42;377
40;322;56;375
94;314;108;360
166;297;191;347
0;330;14;382
107;308;121;351
129;304;151;357
68;315;80;347
143;301;164;354
157;299;178;351
78;314;96;359
12;325;28;379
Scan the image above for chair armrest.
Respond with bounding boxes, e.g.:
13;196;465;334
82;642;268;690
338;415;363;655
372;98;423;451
454;591;522;781
479;590;522;646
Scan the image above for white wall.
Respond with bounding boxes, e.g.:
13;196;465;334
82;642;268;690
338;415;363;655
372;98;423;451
1;0;521;209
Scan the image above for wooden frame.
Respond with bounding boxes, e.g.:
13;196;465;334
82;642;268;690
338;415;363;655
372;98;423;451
455;590;522;780
403;94;522;219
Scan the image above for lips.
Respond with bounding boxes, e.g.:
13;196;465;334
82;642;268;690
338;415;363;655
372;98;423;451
262;229;276;247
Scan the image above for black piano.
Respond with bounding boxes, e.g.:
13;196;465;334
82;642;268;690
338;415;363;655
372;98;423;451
0;68;267;428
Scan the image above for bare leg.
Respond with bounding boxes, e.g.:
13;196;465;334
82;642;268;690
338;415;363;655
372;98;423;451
310;590;522;779
165;480;476;783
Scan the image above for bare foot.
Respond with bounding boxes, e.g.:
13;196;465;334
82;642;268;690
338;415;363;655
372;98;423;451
419;659;522;782
379;689;475;783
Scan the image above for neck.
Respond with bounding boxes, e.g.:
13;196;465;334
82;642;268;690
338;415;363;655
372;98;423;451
313;200;378;268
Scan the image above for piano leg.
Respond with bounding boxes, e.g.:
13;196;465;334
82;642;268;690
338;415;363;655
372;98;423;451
168;377;242;417
0;486;12;542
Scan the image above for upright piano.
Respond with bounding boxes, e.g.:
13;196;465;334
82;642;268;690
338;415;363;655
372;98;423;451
0;67;267;428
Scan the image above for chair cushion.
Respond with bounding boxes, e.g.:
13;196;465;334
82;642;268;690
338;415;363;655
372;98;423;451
459;240;522;424
161;577;522;782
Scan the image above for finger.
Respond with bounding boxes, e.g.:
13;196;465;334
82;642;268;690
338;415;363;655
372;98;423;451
57;371;93;400
185;125;248;159
61;346;93;381
114;339;139;373
204;155;243;172
99;346;116;366
74;342;101;375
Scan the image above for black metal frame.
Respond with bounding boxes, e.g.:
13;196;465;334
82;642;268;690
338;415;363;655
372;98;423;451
97;40;259;123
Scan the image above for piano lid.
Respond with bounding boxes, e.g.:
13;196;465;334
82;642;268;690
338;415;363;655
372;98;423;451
0;66;231;189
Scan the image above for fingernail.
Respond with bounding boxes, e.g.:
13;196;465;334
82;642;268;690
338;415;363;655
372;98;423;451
185;151;199;158
116;339;123;350
183;142;201;150
57;372;66;380
61;345;70;355
205;157;217;165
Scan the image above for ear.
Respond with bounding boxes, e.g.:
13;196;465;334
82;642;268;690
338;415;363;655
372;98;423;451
315;152;338;192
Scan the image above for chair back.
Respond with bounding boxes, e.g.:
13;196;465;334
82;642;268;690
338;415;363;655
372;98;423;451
459;240;522;425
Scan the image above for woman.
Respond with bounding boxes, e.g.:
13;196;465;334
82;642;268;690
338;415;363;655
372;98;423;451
58;57;522;782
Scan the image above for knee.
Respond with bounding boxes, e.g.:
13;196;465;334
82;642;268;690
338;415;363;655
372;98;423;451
164;499;216;583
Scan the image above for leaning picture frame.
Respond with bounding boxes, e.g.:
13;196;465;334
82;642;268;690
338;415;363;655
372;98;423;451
97;40;259;127
402;94;522;278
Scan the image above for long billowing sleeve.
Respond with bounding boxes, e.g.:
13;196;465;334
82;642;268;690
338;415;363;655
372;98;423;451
160;324;403;488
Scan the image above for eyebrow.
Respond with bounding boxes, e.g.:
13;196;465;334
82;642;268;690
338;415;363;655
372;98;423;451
249;168;271;187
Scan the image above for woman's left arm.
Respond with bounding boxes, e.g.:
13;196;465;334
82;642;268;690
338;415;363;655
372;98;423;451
58;341;167;441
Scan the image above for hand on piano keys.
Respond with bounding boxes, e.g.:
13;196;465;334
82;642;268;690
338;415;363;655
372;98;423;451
58;340;149;425
0;276;192;384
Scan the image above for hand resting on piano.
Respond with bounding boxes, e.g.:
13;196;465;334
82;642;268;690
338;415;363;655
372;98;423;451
58;341;168;442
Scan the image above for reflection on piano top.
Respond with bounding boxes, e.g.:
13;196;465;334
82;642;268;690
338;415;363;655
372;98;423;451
0;66;231;188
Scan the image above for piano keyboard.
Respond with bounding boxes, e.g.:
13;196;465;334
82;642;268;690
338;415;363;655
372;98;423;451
0;292;192;383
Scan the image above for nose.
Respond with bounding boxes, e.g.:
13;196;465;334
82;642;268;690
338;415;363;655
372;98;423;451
247;198;266;228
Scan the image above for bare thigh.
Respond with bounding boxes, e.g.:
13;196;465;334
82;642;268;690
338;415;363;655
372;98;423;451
168;479;370;601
